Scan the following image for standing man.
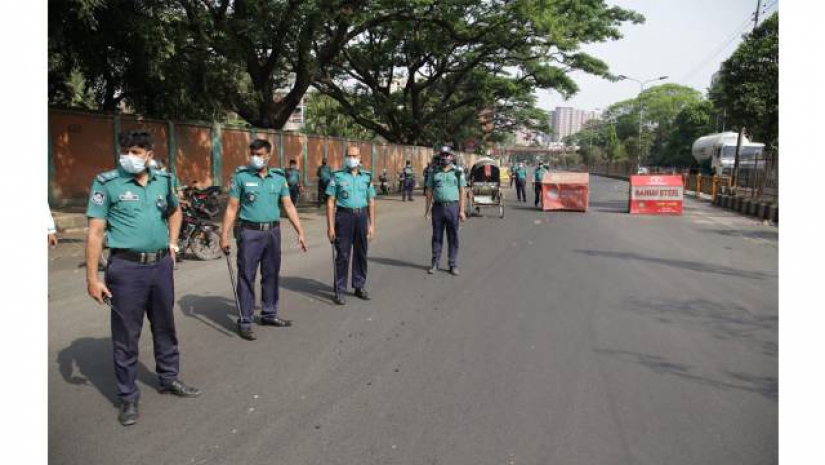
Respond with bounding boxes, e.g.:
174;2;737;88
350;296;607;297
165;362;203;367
326;146;376;305
317;158;332;208
533;161;549;208
515;162;528;202
425;147;466;276
220;140;308;341
85;131;200;426
401;160;415;201
285;159;302;207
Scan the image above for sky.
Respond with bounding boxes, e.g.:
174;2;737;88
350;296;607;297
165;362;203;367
535;0;779;113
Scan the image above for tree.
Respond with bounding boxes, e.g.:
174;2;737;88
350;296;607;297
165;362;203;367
303;92;377;139
314;0;643;145
660;100;716;167
709;12;778;150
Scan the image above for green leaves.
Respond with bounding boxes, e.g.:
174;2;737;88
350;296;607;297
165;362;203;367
709;12;778;150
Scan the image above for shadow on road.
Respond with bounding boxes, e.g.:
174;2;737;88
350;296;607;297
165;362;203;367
178;294;238;337
595;348;777;401
574;249;774;280
56;337;156;406
624;297;778;358
280;275;336;303
589;200;628;213
369;256;429;271
704;229;778;242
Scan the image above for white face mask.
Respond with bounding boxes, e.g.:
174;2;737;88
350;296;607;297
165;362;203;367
249;155;267;169
119;154;147;174
345;157;360;169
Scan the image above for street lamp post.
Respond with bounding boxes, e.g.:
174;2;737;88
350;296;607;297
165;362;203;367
617;75;668;168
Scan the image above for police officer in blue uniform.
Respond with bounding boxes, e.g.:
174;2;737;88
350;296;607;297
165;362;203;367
220;139;308;341
401;160;415;201
534;161;549;208
425;147;466;276
85;131;201;426
284;159;303;206
326;145;376;305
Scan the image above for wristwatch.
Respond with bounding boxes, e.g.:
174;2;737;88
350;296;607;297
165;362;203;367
169;244;180;253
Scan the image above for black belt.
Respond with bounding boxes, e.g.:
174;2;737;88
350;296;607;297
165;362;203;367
239;220;279;231
434;201;458;206
336;207;368;214
111;248;169;264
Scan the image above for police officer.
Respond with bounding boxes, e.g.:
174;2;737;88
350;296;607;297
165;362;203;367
401;160;415;201
533;161;549;208
220;139;308;341
85;131;201;426
425;147;466;276
514;162;528;202
326;146;376;305
317;158;332;207
285;159;302;206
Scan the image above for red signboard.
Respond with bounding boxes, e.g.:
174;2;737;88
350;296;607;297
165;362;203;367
628;175;684;215
541;172;589;212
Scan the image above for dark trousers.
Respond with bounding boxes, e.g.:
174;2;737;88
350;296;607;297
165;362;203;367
289;185;300;206
317;180;329;207
516;179;526;202
334;210;369;293
431;202;459;268
534;181;543;206
236;226;282;330
105;254;179;402
402;179;414;200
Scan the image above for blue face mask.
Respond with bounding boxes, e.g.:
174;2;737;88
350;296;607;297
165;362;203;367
119;154;147;174
250;155;267;169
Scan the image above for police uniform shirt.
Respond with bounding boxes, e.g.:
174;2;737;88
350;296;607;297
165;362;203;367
534;166;547;182
426;165;466;203
326;169;376;209
229;167;290;223
317;165;332;182
403;166;414;180
516;167;527;180
286;167;301;186
86;167;179;252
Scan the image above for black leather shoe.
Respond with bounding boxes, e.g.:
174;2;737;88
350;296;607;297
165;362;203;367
238;327;257;340
261;317;292;327
159;379;201;398
355;288;371;300
333;295;346;305
118;401;138;426
449;267;460;276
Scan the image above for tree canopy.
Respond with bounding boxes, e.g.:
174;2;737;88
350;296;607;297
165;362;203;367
710;12;778;150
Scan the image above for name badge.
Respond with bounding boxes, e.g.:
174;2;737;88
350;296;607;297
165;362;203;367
245;182;258;187
119;191;139;201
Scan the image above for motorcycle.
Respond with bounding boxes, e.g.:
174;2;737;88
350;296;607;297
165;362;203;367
379;175;390;195
177;185;223;261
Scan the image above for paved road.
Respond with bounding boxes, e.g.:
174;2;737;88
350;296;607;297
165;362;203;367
48;176;777;465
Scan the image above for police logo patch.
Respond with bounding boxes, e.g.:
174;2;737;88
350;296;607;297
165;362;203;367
341;191;349;199
91;191;105;205
119;191;139;201
245;192;257;203
156;196;168;210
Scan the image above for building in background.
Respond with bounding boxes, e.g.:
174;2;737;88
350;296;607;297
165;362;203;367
550;107;601;142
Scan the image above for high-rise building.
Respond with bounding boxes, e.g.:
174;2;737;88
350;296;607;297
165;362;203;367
550;106;601;142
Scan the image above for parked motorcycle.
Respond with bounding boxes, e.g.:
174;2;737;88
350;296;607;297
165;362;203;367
177;185;223;261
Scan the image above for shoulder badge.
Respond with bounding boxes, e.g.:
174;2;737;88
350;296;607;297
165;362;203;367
95;169;120;184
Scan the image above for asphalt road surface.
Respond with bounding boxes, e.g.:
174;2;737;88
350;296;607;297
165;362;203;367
48;175;777;465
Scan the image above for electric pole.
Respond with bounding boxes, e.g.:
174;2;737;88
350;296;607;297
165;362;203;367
753;0;762;32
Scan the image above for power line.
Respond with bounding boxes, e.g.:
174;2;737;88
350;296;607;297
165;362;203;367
678;14;753;85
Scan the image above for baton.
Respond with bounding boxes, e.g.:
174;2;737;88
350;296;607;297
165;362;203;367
331;240;339;301
223;249;243;321
102;295;126;321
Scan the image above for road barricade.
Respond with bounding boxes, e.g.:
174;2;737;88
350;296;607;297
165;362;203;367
628;175;684;215
541;172;589;212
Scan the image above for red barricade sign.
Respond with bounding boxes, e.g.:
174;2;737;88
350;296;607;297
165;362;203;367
541;172;589;212
629;175;683;215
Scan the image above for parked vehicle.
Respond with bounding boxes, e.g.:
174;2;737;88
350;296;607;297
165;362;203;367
692;132;765;176
178;185;223;261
